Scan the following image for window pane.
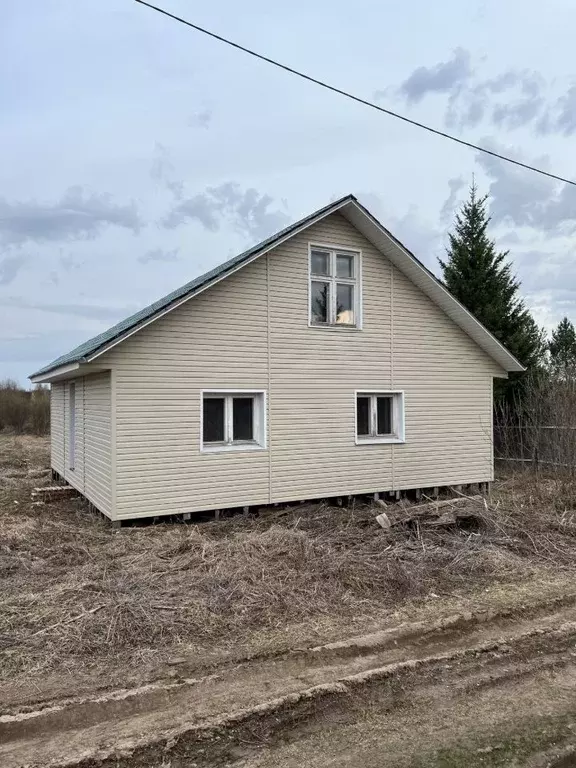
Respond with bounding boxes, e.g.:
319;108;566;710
233;397;254;441
357;397;370;436
336;283;354;324
311;250;330;276
336;254;354;278
203;398;225;442
311;281;329;323
377;397;392;435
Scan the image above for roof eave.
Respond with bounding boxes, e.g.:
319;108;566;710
29;192;523;379
71;196;356;367
340;199;525;374
30;362;83;384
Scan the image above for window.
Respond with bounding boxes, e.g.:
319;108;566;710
68;382;76;469
309;246;360;327
355;391;405;444
201;391;266;452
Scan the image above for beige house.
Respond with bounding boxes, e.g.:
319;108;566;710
30;195;523;523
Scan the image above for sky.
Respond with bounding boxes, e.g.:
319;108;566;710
2;0;576;384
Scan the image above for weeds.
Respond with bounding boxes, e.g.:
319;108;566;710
1;436;576;683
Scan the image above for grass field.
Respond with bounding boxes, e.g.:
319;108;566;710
2;435;576;766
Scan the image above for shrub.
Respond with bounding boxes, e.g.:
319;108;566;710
0;380;49;435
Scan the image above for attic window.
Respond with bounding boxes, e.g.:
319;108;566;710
201;391;266;453
309;246;360;327
355;391;405;444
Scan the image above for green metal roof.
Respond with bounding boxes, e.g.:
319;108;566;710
30;195;355;379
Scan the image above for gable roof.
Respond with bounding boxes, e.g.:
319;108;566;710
30;194;524;381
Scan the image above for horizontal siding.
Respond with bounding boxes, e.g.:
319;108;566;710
98;210;499;520
84;373;112;517
104;257;270;519
391;264;493;487
50;383;65;475
267;214;496;499
269;215;395;500
55;374;112;517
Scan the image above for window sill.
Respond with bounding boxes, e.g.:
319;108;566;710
355;437;405;445
309;322;362;331
201;443;266;454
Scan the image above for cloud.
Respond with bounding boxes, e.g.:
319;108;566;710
0;331;91;369
394;52;560;135
541;84;576;136
399;48;472;104
0;187;141;247
514;249;567;294
138;247;180;264
447;70;546;131
556;85;576;135
491;93;545;131
356;192;442;271
389;208;444;270
475;139;576;233
60;254;83;271
188;108;212;129
162;183;290;241
440;176;466;222
0;296;136;321
499;231;522;245
0;254;29;285
150;142;184;199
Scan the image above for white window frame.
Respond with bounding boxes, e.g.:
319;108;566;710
308;243;362;329
68;381;76;469
354;390;405;445
200;390;267;453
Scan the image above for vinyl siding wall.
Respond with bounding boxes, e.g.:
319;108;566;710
99;212;502;520
51;373;113;517
84;373;113;516
267;214;499;500
50;382;65;476
103;259;270;519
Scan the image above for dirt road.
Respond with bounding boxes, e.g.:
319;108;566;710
3;586;576;768
4;438;576;766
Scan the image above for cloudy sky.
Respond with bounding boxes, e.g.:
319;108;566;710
2;0;576;384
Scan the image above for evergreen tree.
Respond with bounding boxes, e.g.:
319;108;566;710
549;317;576;377
439;184;545;384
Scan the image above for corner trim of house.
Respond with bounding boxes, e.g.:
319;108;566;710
110;368;118;521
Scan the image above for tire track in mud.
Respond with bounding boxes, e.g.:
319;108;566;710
3;596;576;768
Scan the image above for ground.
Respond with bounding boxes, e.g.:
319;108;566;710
2;436;576;767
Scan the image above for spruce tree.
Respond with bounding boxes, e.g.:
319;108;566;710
549;317;576;377
439;183;545;384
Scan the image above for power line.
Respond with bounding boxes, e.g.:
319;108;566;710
134;0;576;188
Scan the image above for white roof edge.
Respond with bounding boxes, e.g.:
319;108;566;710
342;200;525;373
82;198;353;364
44;195;523;376
30;362;82;384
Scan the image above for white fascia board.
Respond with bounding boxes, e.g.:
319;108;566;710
84;199;351;364
342;201;525;373
30;362;81;384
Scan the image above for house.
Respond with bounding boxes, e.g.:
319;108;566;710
30;195;523;523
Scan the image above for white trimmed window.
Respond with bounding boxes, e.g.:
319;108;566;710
201;391;266;452
309;246;360;327
355;391;405;444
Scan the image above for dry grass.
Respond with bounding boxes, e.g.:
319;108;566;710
2;436;576;686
